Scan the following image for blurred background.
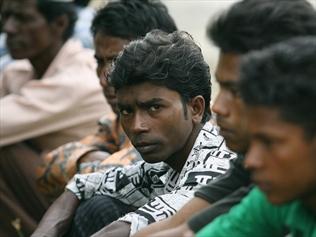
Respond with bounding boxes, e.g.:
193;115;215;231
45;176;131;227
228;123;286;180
90;0;316;103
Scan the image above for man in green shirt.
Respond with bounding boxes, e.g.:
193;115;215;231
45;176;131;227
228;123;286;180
197;37;316;237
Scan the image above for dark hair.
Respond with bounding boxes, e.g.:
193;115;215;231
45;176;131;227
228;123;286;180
110;30;212;122
91;0;177;39
74;0;90;7
208;0;316;53
37;0;77;41
239;36;316;139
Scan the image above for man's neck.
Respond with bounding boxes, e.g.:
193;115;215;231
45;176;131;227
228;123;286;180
30;40;64;79
303;193;316;214
165;122;204;173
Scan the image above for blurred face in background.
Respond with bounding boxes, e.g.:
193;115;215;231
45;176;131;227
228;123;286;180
212;53;250;154
94;32;129;114
245;107;316;204
2;0;57;60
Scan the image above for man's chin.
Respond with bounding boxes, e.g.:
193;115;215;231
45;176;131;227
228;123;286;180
7;46;27;59
141;154;164;164
264;191;293;205
9;53;27;60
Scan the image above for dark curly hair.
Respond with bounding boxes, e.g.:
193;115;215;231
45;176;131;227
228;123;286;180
240;36;316;139
37;0;77;41
91;0;177;40
110;30;211;123
208;0;316;53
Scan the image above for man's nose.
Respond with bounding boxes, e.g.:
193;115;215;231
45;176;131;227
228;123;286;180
212;92;229;117
244;144;264;171
131;112;149;134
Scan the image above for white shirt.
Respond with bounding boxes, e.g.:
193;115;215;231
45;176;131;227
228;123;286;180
0;39;114;151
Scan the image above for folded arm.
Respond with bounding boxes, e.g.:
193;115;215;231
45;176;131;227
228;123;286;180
31;191;80;237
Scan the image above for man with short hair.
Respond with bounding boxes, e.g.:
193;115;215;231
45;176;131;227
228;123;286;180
196;36;316;237
0;0;109;236
32;30;236;237
133;1;316;236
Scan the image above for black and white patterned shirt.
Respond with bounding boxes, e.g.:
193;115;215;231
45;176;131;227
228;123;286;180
66;122;236;235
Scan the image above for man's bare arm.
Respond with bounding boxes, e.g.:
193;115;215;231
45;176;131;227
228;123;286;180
91;221;131;237
148;223;194;237
31;191;79;237
132;197;210;237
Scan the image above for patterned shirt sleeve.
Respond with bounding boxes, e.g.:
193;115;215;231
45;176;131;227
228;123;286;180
36;116;134;200
66;161;171;208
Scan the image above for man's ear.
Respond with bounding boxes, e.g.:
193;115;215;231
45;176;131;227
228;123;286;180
49;14;69;41
189;95;205;124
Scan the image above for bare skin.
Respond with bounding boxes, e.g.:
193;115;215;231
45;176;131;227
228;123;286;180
31;191;79;237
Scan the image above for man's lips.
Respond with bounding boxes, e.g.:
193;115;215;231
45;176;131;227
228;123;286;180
218;125;235;138
134;142;159;154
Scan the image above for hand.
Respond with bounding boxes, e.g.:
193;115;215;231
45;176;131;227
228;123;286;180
91;221;131;237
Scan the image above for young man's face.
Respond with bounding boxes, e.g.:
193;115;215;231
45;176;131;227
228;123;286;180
2;0;56;60
245;107;316;204
116;82;197;165
94;32;130;113
212;53;250;153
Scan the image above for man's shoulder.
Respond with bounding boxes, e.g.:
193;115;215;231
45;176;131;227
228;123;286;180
52;40;96;72
1;60;33;91
197;121;237;159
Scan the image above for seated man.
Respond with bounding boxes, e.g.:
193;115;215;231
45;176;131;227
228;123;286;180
196;36;316;237
0;0;109;235
132;0;316;236
32;30;237;237
36;0;178;202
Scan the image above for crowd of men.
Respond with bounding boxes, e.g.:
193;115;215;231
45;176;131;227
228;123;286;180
0;0;315;237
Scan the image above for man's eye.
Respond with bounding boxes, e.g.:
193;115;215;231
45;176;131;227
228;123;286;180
120;109;131;116
148;105;161;112
259;137;273;148
230;88;240;97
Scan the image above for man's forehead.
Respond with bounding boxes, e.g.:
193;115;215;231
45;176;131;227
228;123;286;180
215;52;241;83
117;83;179;103
247;106;284;132
94;33;130;57
2;0;37;13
